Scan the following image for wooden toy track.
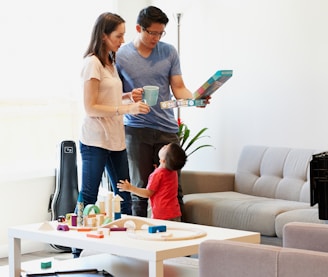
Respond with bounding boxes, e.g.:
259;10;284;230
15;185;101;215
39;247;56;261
102;216;207;241
101;216;154;230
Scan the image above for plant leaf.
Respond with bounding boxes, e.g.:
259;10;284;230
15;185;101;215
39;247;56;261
177;121;214;157
187;144;215;157
185;127;209;151
181;127;190;148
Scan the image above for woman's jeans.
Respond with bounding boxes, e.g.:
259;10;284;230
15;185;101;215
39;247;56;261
79;142;132;215
73;142;132;258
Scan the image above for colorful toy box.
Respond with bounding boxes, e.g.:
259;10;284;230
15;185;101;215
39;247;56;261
160;69;233;109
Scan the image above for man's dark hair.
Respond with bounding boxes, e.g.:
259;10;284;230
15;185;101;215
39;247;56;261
137;6;169;28
165;143;187;171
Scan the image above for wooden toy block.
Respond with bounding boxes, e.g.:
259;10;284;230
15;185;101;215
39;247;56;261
98;227;110;235
71;214;77;227
57;224;69;231
77;227;92;232
114;212;121;220
148;225;167;233
110;227;127;231
83;204;101;216
57;215;66;222
41;260;52;269
86;231;104;239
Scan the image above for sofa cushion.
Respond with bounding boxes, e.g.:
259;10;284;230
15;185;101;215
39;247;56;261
234;146;317;202
274;209;323;238
183;191;310;236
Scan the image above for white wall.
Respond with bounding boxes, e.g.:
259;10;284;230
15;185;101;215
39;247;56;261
155;0;328;171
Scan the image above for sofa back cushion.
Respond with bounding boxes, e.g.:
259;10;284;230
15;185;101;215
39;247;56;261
199;240;279;277
234;145;318;202
283;222;328;252
199;240;328;277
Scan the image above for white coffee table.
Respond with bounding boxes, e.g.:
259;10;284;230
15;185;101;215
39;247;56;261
8;216;260;277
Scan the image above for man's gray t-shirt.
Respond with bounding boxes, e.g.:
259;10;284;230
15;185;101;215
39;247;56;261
116;41;182;133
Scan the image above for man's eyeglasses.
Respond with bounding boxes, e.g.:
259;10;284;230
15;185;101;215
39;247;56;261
142;27;166;38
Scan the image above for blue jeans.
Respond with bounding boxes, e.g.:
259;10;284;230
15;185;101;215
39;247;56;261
124;126;184;217
79;142;132;215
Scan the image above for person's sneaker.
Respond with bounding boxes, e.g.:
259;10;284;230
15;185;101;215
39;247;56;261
72;247;82;258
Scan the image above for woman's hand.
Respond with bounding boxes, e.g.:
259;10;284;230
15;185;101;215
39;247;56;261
128;101;150;114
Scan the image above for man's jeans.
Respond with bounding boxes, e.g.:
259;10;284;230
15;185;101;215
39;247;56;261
124;126;184;218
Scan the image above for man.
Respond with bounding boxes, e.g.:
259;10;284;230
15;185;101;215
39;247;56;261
116;6;193;218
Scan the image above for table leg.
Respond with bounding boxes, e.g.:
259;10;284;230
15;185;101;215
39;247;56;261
9;236;21;277
149;260;164;277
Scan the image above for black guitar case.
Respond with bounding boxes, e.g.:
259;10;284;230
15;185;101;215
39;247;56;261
50;140;79;251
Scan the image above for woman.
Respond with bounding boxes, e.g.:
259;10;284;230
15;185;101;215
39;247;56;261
79;12;150;218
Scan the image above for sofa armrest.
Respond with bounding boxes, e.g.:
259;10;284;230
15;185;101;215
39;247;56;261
180;170;235;195
283;222;328;252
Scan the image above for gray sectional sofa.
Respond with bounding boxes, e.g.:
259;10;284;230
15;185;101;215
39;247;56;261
181;145;326;245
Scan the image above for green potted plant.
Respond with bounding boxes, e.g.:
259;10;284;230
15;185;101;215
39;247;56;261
177;118;214;157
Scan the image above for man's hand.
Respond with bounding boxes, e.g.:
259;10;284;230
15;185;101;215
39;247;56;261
197;96;211;108
131;88;143;102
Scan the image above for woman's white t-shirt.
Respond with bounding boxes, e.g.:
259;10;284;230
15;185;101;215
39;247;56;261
80;55;125;151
